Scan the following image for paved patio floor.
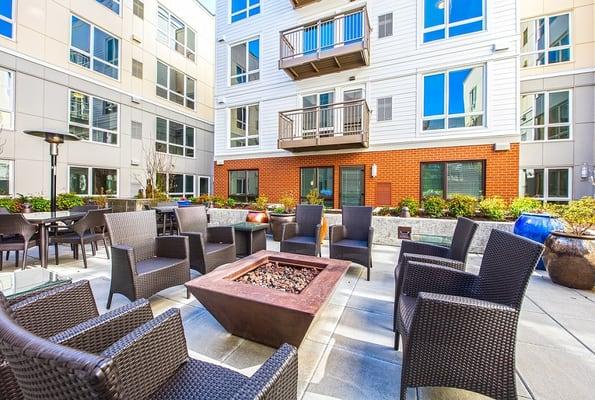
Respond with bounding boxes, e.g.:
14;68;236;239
3;238;594;400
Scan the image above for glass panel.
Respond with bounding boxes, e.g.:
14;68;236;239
549;91;569;124
157;61;168;87
186;77;195;100
187;29;196;53
344;11;363;43
0;20;12;39
424;29;445;42
301;168;316;200
69;125;89;140
448;115;483;128
446;162;483;198
449;0;482;23
169;145;183;155
70;91;89;125
185;127;194;149
548;169;569;198
199;177;209;195
229;171;246;196
156;118;167;141
169;68;184;96
0;162;9;195
534;127;545;140
534;93;545;125
71;16;90;53
247;170;258;197
248;105;259;136
520;95;533;127
169;121;184;146
318;167;333;202
70;167;89;195
230;107;246;139
92;98;117;131
0;1;13;19
424;0;444;29
421;163;444;197
170;174;184;194
548;126;570;140
248;39;259;73
449;20;483;37
424;74;445;116
156;173;166;192
423;119;445;131
185;175;194;195
231;0;247;14
522;169;544;198
448;66;483;115
93;28;119;66
96;0;120;14
231;42;246;83
341;167;363;207
549;14;569;47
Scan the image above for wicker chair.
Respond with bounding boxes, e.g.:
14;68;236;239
393;217;478;346
0;284;299;400
396;229;544;400
280;205;323;257
104;211;190;309
329;206;374;280
174;206;236;275
0;280;100;400
0;215;38;270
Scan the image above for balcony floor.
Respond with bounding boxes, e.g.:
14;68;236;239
8;239;595;400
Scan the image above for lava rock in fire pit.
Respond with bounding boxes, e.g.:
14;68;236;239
235;261;321;294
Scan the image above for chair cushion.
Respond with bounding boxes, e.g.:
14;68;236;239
205;242;235;255
398;295;418;336
333;239;368;250
284;235;316;245
151;359;248;400
136;257;186;275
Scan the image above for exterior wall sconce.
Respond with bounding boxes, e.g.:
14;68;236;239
371;163;377;178
580;162;589;180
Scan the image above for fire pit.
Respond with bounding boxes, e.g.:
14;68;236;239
186;250;351;348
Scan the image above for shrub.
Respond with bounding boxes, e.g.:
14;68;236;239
253;195;268;211
0;198;18;213
30;197;51;212
398;197;419;216
375;207;399;217
85;196;108;208
479;197;507;221
447;194;478;218
211;196;225;208
559;197;595;236
56;193;85;210
305;189;324;206
279;192;297;213
423;196;447;218
509;197;542;218
224;198;237;209
194;194;212;204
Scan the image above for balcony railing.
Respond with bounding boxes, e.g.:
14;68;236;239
278;99;370;152
279;7;370;80
289;0;319;8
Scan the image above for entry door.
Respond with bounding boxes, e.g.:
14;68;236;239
341;166;364;207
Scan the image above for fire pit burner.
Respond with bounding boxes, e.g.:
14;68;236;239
235;261;321;294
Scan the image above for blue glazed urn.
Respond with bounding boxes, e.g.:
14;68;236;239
177;200;192;207
514;213;564;270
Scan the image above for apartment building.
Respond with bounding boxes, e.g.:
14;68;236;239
520;0;595;201
0;0;215;199
212;0;521;208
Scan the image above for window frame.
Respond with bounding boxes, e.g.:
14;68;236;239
300;166;335;208
520;167;572;202
229;37;260;86
229;104;259;148
133;0;144;19
155;117;195;159
0;0;15;40
520;13;572;68
157;172;196;198
68;89;120;146
230;0;261;24
68;165;119;196
377;96;393;122
228;169;259;202
96;0;121;16
0;159;14;196
422;0;486;44
378;12;393;39
156;4;196;62
0;66;14;130
419;160;486;200
198;176;211;196
156;60;196;110
520;89;572;142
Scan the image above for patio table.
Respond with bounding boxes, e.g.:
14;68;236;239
0;267;70;302
23;211;85;268
233;222;268;257
411;233;452;247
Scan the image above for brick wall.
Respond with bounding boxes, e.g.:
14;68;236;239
214;144;520;208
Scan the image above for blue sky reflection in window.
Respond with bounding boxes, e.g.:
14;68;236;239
231;0;260;23
424;0;484;43
0;0;14;39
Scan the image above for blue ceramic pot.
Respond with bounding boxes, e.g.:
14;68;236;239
177;200;192;207
514;213;564;270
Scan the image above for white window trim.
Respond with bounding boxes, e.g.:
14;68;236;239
0;66;14;130
198;176;211;195
159;173;196;197
229;37;260;86
521;13;572;68
69;14;121;81
156;60;196;110
157;4;196;62
422;0;486;43
68;165;119;196
420;64;487;134
228;103;259;149
521;89;572;142
0;159;14;196
68;89;120;147
96;0;121;16
230;0;260;24
155;117;196;159
520;167;572;202
0;0;16;41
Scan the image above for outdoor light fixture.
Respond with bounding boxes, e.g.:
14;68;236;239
371;163;378;178
24;130;80;214
580;162;589;180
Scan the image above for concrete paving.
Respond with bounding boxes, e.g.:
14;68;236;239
2;238;594;400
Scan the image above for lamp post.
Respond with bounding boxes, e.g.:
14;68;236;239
24;130;80;214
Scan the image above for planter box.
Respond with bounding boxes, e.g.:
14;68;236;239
107;198;154;212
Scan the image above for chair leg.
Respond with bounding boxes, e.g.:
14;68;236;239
15;251;19;269
91;242;97;256
186;288;190;299
80;241;88;269
54;243;59;266
5;251;8;260
106;290;114;309
103;237;110;259
0;251;3;271
367;265;370;281
394;330;400;351
21;244;28;270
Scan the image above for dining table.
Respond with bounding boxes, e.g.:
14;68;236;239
23;211;86;268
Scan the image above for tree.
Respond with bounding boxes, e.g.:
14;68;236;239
134;146;175;199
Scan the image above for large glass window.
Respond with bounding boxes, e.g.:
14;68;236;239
199;176;210;195
155;117;195;158
229;170;258;202
521;14;570;68
157;5;196;61
423;0;484;43
0;160;12;196
157;173;195;198
96;0;120;14
230;105;259;147
301;167;334;208
0;67;13;130
231;0;260;23
69;90;119;145
0;0;14;39
70;16;119;79
69;166;118;196
521;168;570;202
421;161;484;199
156;60;195;110
378;13;393;39
521;91;570;141
423;65;485;131
230;38;260;85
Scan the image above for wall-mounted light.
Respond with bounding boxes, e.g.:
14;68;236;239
371;163;377;178
580;162;590;180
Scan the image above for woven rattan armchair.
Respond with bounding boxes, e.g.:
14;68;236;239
393;217;478;344
174;206;236;275
0;286;299;400
104;211;190;309
0;214;39;270
280;205;323;257
329;206;374;280
396;229;544;400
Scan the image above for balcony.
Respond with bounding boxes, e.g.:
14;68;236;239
279;8;370;80
289;0;320;8
278;99;370;152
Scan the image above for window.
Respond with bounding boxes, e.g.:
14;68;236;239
131;121;142;139
423;0;484;43
157;173;195;198
229;170;258;202
230;105;259;147
0;67;14;130
231;0;260;23
421;161;485;199
133;0;144;19
0;160;13;196
521;168;571;202
378;13;393;38
132;59;143;79
156;60;196;110
377;97;392;121
199;176;210;195
423;65;485;131
69;90;119;145
301;167;334;208
521;14;570;68
230;38;259;85
69;166;118;196
521;91;570;141
96;0;120;14
155;117;195;158
70;16;120;79
0;0;14;39
157;5;196;61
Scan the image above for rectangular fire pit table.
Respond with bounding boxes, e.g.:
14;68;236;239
186;250;351;348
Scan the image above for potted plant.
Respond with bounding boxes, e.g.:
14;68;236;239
543;197;595;290
247;195;269;224
269;193;297;241
305;189;328;242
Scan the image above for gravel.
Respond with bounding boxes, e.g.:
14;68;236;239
235;261;321;294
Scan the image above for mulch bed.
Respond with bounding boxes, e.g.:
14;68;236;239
235;261;321;294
